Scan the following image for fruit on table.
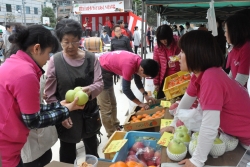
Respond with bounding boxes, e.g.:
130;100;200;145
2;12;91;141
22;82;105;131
131;142;145;152
167;139;187;161
167;74;191;89
209;138;226;158
174;131;191;145
129;110;165;123
175;125;188;134
74;91;89;105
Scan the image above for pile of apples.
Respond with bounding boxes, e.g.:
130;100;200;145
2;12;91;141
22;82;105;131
167;74;191;89
126;142;161;167
65;86;89;105
129;110;165;123
166;125;191;161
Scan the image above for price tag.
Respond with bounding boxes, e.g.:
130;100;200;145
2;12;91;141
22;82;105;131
160;100;171;108
157;132;174;147
104;139;128;153
160;119;173;129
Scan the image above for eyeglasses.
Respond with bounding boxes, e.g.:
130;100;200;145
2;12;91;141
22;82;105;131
115;30;121;32
61;41;80;47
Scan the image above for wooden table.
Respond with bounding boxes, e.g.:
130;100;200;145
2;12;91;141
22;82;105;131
45;160;112;167
161;144;245;166
161;109;246;166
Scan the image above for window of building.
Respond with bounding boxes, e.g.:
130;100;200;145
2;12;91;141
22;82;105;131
34;7;38;14
26;6;30;14
16;5;22;12
6;4;12;12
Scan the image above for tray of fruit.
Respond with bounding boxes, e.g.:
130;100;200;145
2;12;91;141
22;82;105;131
163;71;191;100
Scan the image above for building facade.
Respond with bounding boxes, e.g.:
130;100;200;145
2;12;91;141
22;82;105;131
0;0;44;25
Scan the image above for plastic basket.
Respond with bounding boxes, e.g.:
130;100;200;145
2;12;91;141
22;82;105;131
112;131;161;162
163;71;191;100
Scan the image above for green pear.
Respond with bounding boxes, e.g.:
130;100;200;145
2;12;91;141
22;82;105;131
65;90;77;103
74;91;89;105
74;86;82;92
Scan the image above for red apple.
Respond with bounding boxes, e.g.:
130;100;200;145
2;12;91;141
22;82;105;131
143;146;155;160
176;119;184;127
147;160;155;166
170;103;178;110
131;142;145;152
128;150;136;155
126;155;138;162
155;157;161;166
154;150;161;159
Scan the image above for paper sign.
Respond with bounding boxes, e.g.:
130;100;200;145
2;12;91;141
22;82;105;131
160;119;173;129
160;100;171;108
157;132;174;147
104;139;127;153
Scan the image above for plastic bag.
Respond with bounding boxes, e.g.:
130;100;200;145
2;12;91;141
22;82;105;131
177;104;203;132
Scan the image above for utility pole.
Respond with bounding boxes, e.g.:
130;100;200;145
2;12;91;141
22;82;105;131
22;0;26;25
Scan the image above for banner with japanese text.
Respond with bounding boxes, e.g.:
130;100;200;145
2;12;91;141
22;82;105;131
73;1;124;14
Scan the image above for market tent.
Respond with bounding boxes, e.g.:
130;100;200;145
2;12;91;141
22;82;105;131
147;1;250;23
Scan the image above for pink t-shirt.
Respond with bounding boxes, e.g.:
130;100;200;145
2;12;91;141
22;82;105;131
0;50;42;167
187;67;250;145
226;41;250;79
99;51;142;81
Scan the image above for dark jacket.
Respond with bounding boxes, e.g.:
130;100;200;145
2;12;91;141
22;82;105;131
146;30;155;41
111;35;133;52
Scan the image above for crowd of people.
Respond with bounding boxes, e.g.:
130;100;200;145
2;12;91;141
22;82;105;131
0;8;250;167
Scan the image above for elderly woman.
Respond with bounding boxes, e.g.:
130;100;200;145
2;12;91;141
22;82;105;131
0;24;83;167
44;19;103;164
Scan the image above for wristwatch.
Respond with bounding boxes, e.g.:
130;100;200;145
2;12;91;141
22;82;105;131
142;91;148;96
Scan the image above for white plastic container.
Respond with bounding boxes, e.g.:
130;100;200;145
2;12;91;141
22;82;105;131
74;154;98;167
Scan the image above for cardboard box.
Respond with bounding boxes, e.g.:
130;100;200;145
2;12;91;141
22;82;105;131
123;107;166;131
102;131;127;160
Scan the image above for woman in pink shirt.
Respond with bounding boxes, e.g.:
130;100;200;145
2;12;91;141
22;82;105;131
225;14;250;87
161;30;250;167
153;24;180;99
0;25;84;167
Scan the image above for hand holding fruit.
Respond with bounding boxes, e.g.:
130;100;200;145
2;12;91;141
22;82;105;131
62;117;73;129
65;87;89;106
160;126;175;135
60;97;85;112
144;95;156;104
178;159;196;167
81;86;91;96
138;103;150;110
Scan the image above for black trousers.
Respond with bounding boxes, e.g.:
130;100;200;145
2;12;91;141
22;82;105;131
149;40;154;52
134;46;139;54
16;159;23;167
59;135;99;164
157;82;166;99
23;149;52;167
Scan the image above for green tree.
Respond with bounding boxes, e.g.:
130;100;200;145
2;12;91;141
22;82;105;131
133;0;157;27
41;7;56;28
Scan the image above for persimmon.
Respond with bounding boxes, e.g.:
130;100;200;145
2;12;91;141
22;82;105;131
141;118;147;121
142;114;148;118
114;161;128;167
126;161;138;167
152;114;157;118
136;163;144;167
134;119;141;122
130;120;135;123
156;111;161;115
137;115;143;119
183;74;191;80
109;163;116;167
131;116;137;120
